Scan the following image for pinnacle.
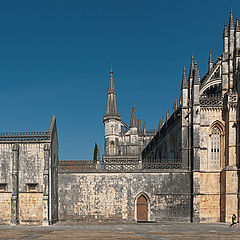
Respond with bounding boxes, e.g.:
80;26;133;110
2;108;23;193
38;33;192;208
130;102;137;127
236;15;240;32
193;61;200;85
189;55;195;79
208;50;213;63
181;66;187;89
229;8;234;30
158;118;162;130
223;21;228;37
104;68;119;117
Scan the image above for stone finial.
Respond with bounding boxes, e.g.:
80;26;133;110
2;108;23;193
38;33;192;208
181;67;187;89
143;121;146;134
223;20;228;37
236;15;240;32
105;68;119;116
193;61;200;85
162;116;164;125
229;8;234;30
208;50;213;71
189;54;195;80
97;146;100;161
173;98;178;112
158;118;162;130
130;102;137;127
166;109;170;120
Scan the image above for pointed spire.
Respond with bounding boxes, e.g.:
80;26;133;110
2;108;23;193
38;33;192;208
189;54;194;79
138;115;143;133
130;102;137;127
229;8;234;30
181;67;187;89
208;50;213;63
175;98;178;109
158;118;162;130
162;116;164;125
166;109;170;120
223;20;228;37
236;15;240;32
193;61;200;85
208;50;213;71
143;121;146;134
105;68;119;117
173;98;178;112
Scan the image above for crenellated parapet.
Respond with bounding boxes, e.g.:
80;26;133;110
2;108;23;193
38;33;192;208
0;131;50;142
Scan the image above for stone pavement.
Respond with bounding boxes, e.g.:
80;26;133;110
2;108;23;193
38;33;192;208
0;222;240;240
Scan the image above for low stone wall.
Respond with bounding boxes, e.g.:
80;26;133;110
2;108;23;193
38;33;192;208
58;171;191;222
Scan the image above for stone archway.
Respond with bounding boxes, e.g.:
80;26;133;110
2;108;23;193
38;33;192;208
136;194;148;222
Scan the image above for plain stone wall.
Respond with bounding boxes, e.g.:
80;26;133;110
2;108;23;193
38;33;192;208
58;171;191;222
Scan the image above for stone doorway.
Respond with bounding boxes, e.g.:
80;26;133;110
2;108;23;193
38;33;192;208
136;194;148;222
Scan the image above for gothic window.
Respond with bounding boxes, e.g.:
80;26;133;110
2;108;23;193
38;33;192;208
210;126;221;168
110;141;115;155
110;125;114;134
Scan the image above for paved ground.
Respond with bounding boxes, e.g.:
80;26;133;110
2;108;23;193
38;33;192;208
0;222;240;240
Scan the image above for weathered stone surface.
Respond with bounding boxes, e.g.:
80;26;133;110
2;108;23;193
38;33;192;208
58;171;191;222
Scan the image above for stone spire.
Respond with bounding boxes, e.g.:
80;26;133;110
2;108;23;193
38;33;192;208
229;8;234;31
236;15;240;32
104;68;119;117
166;109;170;121
223;20;228;37
130;102;137;127
138;115;143;133
208;50;213;71
162;116;164;125
189;55;195;79
158;118;162;130
143;121;146;134
188;55;195;100
173;98;178;112
193;62;200;85
181;67;187;89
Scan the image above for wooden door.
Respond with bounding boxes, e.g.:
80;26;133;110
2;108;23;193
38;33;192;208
137;195;148;222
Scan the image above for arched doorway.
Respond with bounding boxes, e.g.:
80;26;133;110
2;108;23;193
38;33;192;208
136;194;148;222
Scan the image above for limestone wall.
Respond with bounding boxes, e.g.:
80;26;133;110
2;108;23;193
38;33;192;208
58;171;191;222
19;193;43;224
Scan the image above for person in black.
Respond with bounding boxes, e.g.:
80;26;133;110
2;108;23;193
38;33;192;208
230;214;237;227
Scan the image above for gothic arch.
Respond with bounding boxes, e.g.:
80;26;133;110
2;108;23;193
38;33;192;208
209;120;225;136
135;192;150;222
109;141;115;155
208;120;225;169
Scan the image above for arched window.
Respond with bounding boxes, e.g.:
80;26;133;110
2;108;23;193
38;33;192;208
110;125;114;134
211;126;220;168
110;141;115;155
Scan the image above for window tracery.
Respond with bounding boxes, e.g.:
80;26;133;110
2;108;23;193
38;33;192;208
210;126;221;168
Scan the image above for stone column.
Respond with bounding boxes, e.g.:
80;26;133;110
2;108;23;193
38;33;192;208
43;144;50;226
223;94;238;222
11;144;19;225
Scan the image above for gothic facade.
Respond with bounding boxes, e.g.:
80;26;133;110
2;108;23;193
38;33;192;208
142;9;240;222
103;69;155;164
0;10;240;225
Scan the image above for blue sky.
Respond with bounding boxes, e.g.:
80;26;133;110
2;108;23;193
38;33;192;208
0;0;239;160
